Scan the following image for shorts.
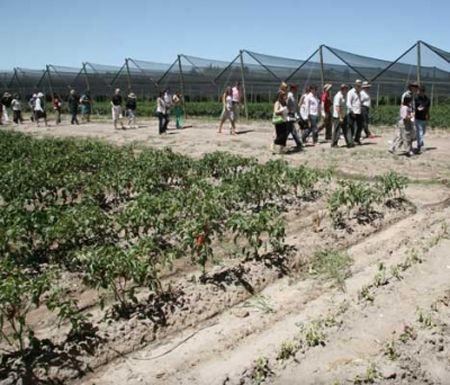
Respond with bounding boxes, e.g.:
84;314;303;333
112;105;122;121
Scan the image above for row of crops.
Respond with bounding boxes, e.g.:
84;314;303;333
0;130;409;362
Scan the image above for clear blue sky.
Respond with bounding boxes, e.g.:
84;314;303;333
1;0;449;70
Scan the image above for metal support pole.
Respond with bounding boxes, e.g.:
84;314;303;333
177;55;186;119
376;83;380;107
319;45;325;88
430;66;436;109
239;50;248;119
125;59;132;92
45;65;54;98
416;41;422;85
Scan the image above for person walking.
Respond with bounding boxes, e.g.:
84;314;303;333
52;93;62;124
360;81;374;138
1;92;12;124
389;95;415;156
319;83;333;140
68;90;80;125
347;79;364;145
156;91;167;135
414;85;430;153
218;87;236;135
111;88;124;130
286;84;303;149
28;94;37;122
34;92;48;127
11;94;24;125
331;84;353;148
272;91;289;154
231;81;241;123
163;89;172;130
80;91;92;123
172;91;184;129
301;85;320;145
126;92;137;129
401;82;419;111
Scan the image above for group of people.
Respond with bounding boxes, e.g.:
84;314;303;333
155;89;184;134
271;79;375;154
389;82;430;156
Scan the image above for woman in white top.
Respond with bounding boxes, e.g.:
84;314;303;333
34;92;48;127
218;87;236;135
156;91;167;135
272;91;289;154
301;85;320;145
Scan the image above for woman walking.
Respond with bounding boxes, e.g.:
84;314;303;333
173;91;184;129
156;91;167;135
218;87;236;135
389;95;415;156
272;91;289;154
80;91;92;123
126;92;137;129
53;93;62;124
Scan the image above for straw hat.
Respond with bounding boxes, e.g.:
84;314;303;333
37;92;44;97
362;81;371;88
128;92;136;98
340;83;349;89
323;83;333;91
279;82;288;91
355;79;363;86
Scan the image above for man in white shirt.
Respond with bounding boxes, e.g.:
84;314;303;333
331;84;353;148
301;85;320;145
346;79;363;145
360;81;374;139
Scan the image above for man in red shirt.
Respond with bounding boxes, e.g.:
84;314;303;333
319;83;333;140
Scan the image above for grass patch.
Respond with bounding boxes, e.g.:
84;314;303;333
309;249;353;290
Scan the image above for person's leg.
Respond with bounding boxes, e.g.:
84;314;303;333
331;118;341;147
13;111;18;124
311;116;319;144
301;123;312;143
415;120;424;150
325;113;332;140
290;121;303;148
163;113;169;131
343;115;354;147
354;114;363;144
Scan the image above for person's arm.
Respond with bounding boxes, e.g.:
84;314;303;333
346;92;354;115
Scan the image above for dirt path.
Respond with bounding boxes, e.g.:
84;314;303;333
78;200;450;385
4;118;450;182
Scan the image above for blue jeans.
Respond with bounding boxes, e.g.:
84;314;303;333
302;115;319;144
415;119;427;149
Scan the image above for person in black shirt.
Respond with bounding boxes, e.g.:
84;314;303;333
68;89;80;125
111;88;124;129
414;86;430;153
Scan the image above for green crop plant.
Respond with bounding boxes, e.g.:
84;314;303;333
309;249;353;290
0;259;53;354
376;171;408;200
276;340;300;361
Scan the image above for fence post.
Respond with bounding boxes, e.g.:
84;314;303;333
416;41;422;85
319;45;325;89
239;50;249;119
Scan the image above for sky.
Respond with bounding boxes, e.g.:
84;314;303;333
1;0;450;70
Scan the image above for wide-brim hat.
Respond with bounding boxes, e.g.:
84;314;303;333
37;92;44;97
355;79;363;86
323;83;333;91
362;81;371;88
128;93;136;98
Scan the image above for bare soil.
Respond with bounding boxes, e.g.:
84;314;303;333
1;116;450;385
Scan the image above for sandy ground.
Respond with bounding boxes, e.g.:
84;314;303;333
5;115;450;182
2;116;450;385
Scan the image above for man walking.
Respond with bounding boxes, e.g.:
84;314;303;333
68;89;80;125
414;85;430;153
111;88;124;130
360;81;374;138
347;79;363;145
331;84;353;148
